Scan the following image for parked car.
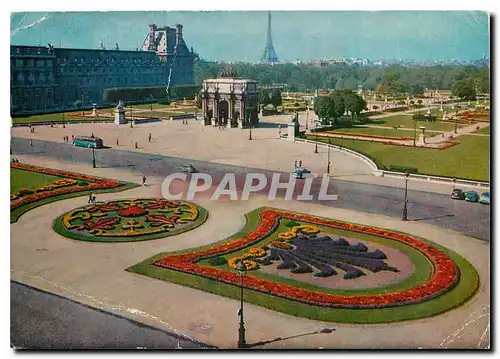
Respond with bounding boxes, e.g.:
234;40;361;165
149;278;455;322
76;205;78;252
465;191;479;203
451;189;465;200
292;168;311;179
479;192;490;205
179;164;197;173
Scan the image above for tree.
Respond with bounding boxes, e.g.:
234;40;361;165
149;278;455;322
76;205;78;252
452;78;476;100
409;84;424;95
330;92;345;122
195;92;202;109
343;92;367;123
259;89;271;110
168;87;180;101
270;89;282;110
313;96;331;124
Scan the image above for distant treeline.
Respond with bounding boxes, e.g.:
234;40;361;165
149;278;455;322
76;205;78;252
194;61;490;94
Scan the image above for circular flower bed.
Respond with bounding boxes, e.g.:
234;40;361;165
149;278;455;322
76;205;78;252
53;198;208;242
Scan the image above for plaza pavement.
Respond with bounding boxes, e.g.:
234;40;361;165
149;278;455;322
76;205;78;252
11;117;488;194
10;159;490;349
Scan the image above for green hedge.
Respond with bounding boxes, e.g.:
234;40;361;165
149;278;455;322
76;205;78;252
103;85;200;103
389;165;419;174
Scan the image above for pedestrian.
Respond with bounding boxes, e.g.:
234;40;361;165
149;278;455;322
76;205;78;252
116;139;119;147
50;123;53;128
299;160;302;167
92;192;96;203
91;133;95;139
135;141;138;149
142;175;147;186
278;125;281;139
30;140;33;147
88;192;93;204
294;160;297;168
148;133;152;142
71;135;74;140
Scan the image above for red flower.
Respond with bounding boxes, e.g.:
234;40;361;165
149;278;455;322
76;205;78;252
117;205;148;217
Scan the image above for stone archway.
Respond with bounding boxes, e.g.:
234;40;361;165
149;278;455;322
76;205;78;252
218;100;229;126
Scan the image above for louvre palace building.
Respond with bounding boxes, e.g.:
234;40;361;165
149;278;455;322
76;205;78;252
10;23;197;115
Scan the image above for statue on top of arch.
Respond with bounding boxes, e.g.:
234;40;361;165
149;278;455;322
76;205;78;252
219;66;237;78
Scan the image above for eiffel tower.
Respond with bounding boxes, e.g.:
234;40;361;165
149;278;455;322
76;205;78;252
260;11;279;64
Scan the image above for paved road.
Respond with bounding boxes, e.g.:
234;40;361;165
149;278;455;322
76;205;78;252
11;137;490;241
11;281;211;349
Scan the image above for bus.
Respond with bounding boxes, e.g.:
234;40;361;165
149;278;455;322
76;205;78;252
72;136;104;149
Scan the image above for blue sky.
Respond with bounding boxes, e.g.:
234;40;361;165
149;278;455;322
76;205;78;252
10;11;489;62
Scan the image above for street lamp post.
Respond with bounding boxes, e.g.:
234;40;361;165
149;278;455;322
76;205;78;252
236;260;247;349
62;106;66;128
327;137;331;174
402;172;409;221
413;117;417;147
91;146;96;168
314;129;318;154
305;105;309;130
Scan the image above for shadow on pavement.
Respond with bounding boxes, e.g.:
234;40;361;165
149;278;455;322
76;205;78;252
246;328;335;349
410;213;455;222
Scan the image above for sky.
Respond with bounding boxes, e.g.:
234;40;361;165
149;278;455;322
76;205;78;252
10;11;490;62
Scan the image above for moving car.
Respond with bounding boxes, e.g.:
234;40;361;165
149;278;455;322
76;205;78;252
451;189;465;200
179;164;197;173
292;168;311;179
479;192;490;205
465;191;479;203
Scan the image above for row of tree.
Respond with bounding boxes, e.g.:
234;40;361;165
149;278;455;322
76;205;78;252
451;73;489;100
194;60;489;94
314;90;367;125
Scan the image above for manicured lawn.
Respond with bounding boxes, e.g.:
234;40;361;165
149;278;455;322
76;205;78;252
368;114;465;132
327;127;414;139
307;134;489;181
11;168;63;194
131;103;173;109
127;208;479;324
12;112;112;124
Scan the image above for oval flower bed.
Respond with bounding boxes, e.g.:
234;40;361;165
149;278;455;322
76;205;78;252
153;208;461;309
53;198;209;242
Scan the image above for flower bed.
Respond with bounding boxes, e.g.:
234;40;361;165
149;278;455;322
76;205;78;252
10;163;122;211
53;198;208;242
154;208;460;309
10;163;139;222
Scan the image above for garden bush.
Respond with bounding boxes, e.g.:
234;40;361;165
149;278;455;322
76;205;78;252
208;256;227;266
388;165;419;174
77;181;89;187
285;221;300;227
